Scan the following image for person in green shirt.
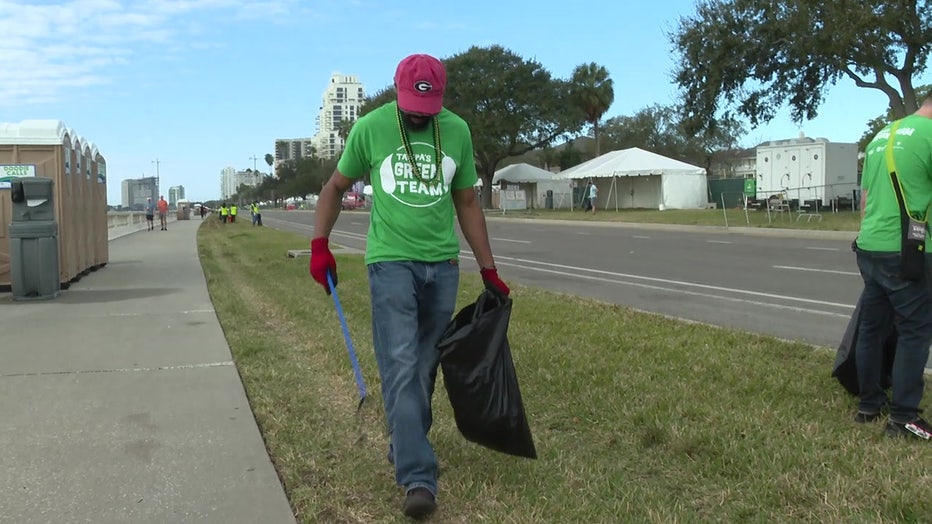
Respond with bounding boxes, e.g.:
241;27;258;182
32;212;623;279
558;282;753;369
309;54;510;518
853;93;932;441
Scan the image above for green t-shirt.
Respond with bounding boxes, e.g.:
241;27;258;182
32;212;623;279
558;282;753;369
337;102;479;264
857;114;932;252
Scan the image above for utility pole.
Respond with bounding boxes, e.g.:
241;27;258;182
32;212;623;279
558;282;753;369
243;156;260;209
151;157;162;199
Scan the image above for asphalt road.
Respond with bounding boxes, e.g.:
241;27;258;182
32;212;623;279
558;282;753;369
265;209;868;348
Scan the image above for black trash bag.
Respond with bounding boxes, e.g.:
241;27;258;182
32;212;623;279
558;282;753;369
832;290;896;396
436;290;537;459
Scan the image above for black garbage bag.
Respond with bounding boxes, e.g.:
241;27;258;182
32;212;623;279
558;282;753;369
832;290;896;396
436;290;537;459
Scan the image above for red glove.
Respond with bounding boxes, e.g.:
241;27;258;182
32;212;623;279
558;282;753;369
310;237;337;294
480;267;510;297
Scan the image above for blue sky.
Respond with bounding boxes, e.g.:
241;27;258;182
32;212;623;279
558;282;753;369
0;0;919;204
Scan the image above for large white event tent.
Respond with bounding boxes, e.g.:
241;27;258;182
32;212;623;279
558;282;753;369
557;147;708;210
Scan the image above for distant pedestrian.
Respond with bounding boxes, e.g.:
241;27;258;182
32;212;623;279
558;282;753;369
230;203;238;223
144;197;155;231
220;204;228;223
157;195;169;230
251;201;262;226
588;180;598;214
200;205;206;220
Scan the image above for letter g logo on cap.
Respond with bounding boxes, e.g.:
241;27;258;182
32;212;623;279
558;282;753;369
414;81;432;92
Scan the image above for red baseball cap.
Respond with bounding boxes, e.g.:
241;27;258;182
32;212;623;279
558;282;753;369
394;54;446;116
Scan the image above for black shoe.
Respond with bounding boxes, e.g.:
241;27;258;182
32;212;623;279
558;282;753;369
884;417;932;440
403;488;436;520
854;411;883;423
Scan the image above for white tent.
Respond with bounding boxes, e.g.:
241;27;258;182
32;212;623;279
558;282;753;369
492;163;558;184
493;163;572;209
557;147;708;210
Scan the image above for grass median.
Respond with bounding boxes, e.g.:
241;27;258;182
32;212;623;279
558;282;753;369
197;217;929;523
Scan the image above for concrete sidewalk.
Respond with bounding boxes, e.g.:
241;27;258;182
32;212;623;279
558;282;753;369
0;218;295;523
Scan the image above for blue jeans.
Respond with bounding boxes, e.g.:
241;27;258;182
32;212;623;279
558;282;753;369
855;251;932;422
368;260;459;495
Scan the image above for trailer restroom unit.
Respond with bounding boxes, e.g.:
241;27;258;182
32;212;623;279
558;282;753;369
755;136;858;206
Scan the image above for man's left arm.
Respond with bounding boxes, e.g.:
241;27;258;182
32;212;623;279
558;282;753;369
452;187;493;267
452;188;510;296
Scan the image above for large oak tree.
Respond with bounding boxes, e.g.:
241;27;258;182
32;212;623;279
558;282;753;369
443;45;586;208
670;0;932;135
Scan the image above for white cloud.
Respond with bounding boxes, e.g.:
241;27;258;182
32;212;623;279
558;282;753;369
0;0;298;107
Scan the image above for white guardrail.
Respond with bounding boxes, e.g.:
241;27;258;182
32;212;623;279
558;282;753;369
107;211;149;228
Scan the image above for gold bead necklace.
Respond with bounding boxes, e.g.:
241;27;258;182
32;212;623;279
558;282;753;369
396;106;443;182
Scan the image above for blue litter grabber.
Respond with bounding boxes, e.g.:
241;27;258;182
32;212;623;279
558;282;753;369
327;271;367;410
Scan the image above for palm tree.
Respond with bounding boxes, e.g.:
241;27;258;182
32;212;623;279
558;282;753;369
264;153;274;177
570;63;615;157
337;118;354;148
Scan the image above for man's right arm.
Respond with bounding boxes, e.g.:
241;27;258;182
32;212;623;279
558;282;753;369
312;170;355;242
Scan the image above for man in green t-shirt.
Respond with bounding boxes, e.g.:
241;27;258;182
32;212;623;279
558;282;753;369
309;54;511;517
853;93;932;441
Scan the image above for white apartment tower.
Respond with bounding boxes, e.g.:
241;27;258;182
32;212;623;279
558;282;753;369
168;185;185;206
220;166;237;200
312;72;365;159
221;166;264;201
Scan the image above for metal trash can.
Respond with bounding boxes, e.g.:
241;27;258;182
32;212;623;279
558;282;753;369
9;177;60;300
545;190;554;209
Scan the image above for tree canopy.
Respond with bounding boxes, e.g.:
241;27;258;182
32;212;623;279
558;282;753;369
857;83;932;150
236;156;335;204
443;45;587;207
600;104;744;176
671;0;932;135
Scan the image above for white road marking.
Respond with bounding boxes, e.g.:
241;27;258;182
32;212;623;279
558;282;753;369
492;237;532;244
633;235;651;239
773;265;859;276
707;240;732;244
460;251;854;310
805;247;840;252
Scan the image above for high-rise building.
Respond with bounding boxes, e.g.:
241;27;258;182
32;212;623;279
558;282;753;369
168;185;185;206
220;166;264;200
121;177;158;210
274;138;316;163
312;72;365;159
220;166;236;200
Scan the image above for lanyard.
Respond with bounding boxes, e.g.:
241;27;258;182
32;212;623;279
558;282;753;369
884;120;909;203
